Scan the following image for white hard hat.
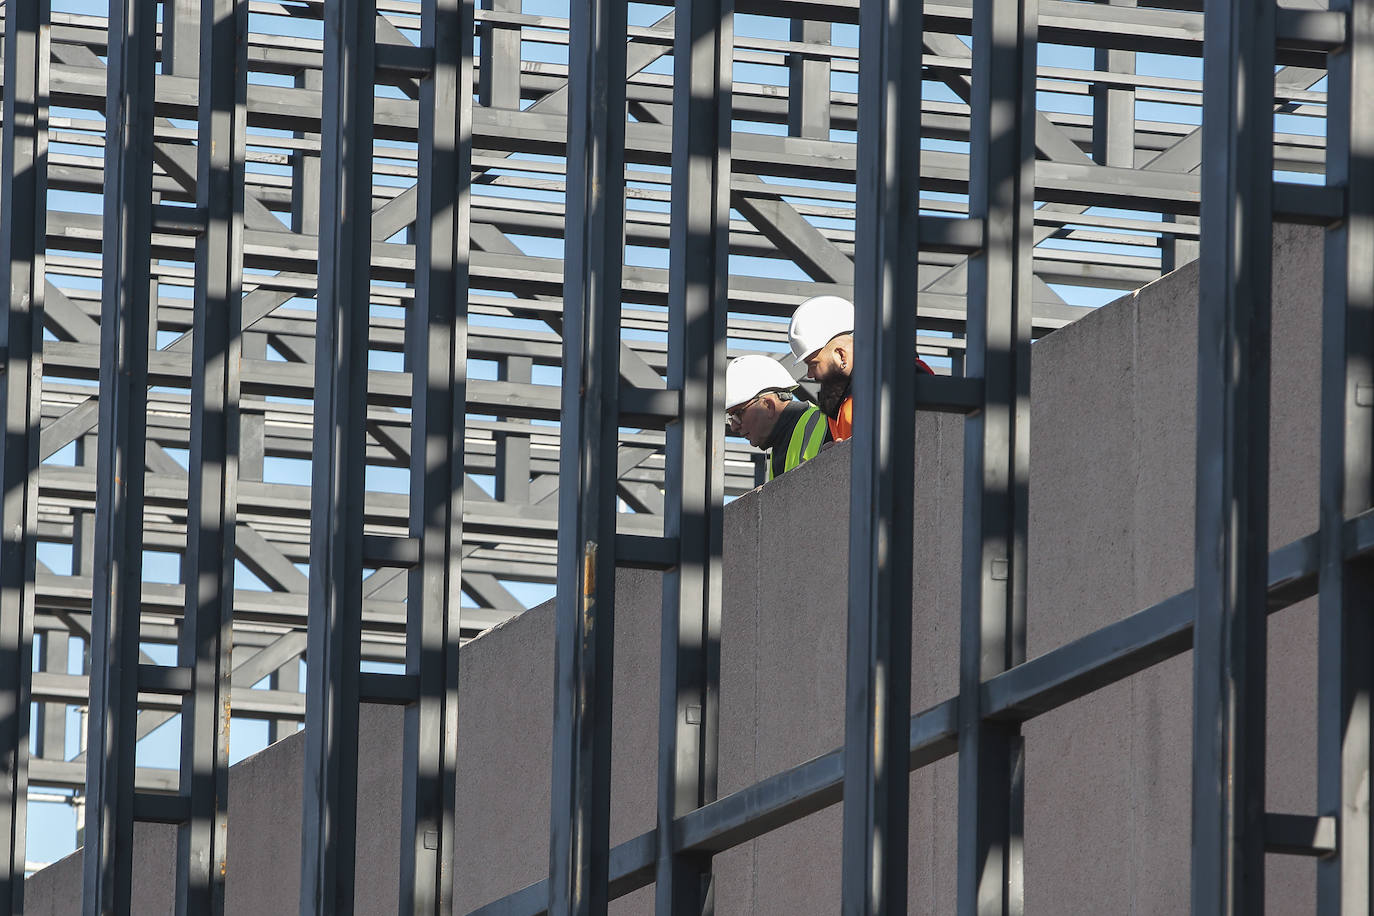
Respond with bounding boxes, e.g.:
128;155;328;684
788;295;855;364
725;354;797;410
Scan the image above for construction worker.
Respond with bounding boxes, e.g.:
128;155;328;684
787;295;933;442
725;354;831;481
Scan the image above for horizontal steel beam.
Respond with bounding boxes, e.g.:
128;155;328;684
31;672;307;719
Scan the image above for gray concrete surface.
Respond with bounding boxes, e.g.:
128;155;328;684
24;224;1327;914
1023;223;1322;915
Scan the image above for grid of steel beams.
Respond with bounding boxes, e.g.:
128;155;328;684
0;0;1371;910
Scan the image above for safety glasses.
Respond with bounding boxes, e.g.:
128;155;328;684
724;394;763;433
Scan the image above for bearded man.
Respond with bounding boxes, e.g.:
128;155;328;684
786;295;933;442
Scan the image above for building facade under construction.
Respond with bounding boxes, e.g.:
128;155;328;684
0;0;1370;910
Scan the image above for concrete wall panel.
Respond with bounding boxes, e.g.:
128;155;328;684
454;597;553;913
716;481;763;913
1021;223;1325;915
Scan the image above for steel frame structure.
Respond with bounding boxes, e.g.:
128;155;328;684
0;0;1370;910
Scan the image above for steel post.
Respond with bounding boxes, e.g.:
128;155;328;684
37;632;68;761
1091;2;1135;170
654;0;730;910
173;0;247;908
478;0;521;109
299;0;376;911
162;0;200;78
399;0;473;908
0;0;50;910
548;0;628;908
82;0;158;908
956;0;1035;908
496;357;533;505
840;0;923;905
787;18;830;140
1189;0;1274;906
1317;0;1374;907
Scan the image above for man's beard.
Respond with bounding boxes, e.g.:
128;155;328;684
817;373;851;418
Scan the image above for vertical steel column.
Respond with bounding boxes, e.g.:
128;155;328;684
787;19;829;140
162;0;200;77
956;0;1034;907
840;0;922;906
399;0;472;907
37;632;69;761
1189;0;1273;906
243;330;276;742
548;0;627;907
1161;215;1202;274
1090;5;1134;170
478;0;521;109
292;69;324;239
496;357;533;505
74;433;98;588
175;0;247;908
1317;0;1374;907
300;0;375;910
83;0;157;907
0;0;49;910
654;0;730;910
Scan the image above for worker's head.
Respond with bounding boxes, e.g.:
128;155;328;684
788;295;855;384
810;337;853;419
725;354;799;449
802;332;853;386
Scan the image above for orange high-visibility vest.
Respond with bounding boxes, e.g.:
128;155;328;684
828;396;852;442
829;358;931;442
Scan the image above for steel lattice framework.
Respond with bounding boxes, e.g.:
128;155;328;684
0;0;1371;909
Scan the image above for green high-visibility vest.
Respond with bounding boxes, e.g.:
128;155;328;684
767;403;829;481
